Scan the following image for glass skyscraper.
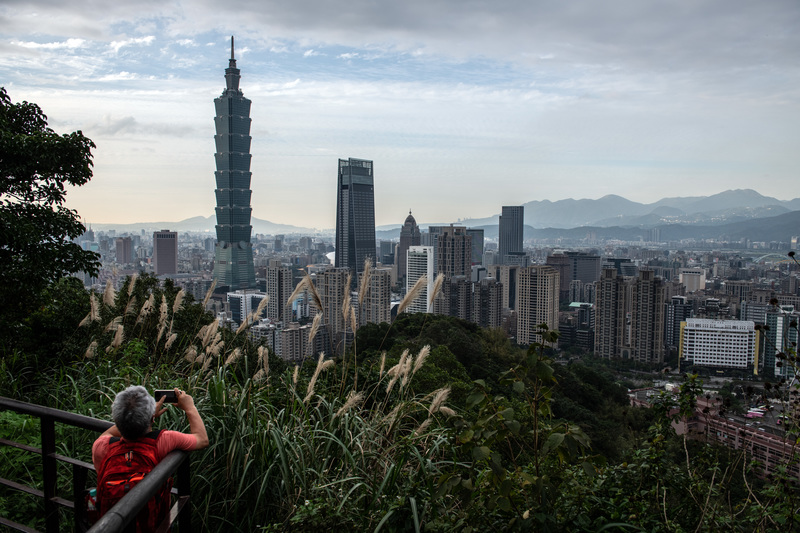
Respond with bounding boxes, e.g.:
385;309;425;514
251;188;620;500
213;37;256;290
335;158;375;279
499;205;524;265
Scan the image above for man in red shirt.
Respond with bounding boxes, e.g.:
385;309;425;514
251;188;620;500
92;386;209;470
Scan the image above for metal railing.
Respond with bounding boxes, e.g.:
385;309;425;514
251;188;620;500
0;397;191;532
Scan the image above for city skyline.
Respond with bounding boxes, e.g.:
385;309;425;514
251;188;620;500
2;1;799;229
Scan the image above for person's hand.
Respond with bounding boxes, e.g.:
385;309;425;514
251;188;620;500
174;388;196;412
154;395;169;419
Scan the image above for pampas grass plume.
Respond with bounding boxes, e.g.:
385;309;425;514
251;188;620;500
335;391;364;418
202;279;218;308
397;275;427;314
429;273;445;310
412;345;431;376
127;273;138;298
172;289;185;314
225;347;242;366
165;333;178;351
103;280;115;307
84;341;97;359
428;387;451;416
358;258;372;308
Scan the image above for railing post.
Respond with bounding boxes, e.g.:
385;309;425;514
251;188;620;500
178;456;192;532
41;415;58;533
73;462;88;532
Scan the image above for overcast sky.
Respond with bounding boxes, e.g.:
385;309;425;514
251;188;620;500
2;0;798;229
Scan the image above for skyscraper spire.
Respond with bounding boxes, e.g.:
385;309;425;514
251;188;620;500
225;36;240;92
213;37;255;290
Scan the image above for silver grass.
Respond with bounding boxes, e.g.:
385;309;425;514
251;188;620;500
254;294;269;320
305;274;323;314
184;346;198;363
253;368;266;383
429;387;451;416
285;276;307;311
124;296;137;316
165;333;178;351
412;345;431;376
414;418;432;437
308;313;322;345
429;273;445;310
172;289;185;314
304;352;326;403
397;275;427;315
225;348;242;366
136;294;155;324
379;352;386;378
202;279;218;308
84;341;97;359
358;258;372;308
342;272;352;324
439;406;457;417
292;365;299;386
104;316;122;333
400;354;413;390
80;293;100;326
256;345;265;368
350;306;358;333
158;295;168;332
335;391;364;418
103;280;115;307
111;324;124;349
127;273;138;298
235;317;249;335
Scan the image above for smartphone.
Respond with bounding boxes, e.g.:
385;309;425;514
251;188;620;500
154;390;178;403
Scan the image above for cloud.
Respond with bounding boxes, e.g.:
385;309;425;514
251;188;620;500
12;38;86;50
338;52;358;60
303;49;320;57
109;36;155;54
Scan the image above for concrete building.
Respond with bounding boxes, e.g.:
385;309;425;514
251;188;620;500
487;264;521;312
115;237;133;265
679;318;759;371
764;306;800;378
516;265;560;346
434;225;471;278
227;290;268;326
397;211;421;290
406;246;434;314
265;263;293;322
466;228;484;266
433;275;472;321
212;37;256;290
358;267;392;325
680;268;707;293
665;295;693;351
335;158;376;282
153;230;178;276
499;206;524;265
473;277;503;329
313;268;351;354
595;268;666;363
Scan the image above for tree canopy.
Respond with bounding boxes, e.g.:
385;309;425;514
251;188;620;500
0;87;100;325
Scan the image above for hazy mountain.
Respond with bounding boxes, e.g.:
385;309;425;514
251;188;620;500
87;216;316;235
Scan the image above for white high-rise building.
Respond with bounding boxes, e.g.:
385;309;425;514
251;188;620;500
406;246;434;314
680;318;759;371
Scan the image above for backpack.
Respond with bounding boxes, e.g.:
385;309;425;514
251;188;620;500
97;430;172;533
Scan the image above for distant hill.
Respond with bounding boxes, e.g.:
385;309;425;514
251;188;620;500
87;189;799;239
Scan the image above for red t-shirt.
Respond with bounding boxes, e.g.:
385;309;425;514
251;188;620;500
92;430;198;472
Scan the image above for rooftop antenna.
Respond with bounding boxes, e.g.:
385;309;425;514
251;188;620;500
231;35;235;60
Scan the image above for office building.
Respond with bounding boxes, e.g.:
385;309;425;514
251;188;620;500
335;158;376;282
665;295;694;350
153;230;177;276
213;37;256;290
499;206;524;265
764;306;800;378
433;275;472;321
227;290;268;326
265;263;293;322
397;211;421;289
116;237;133;265
466;228;484;266
487;264;520;312
516;266;560;346
406;246;434;314
680;318;759;371
434;225;471;278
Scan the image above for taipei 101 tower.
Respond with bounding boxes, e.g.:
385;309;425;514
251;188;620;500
213;36;256;290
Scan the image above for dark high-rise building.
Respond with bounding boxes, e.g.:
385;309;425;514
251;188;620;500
335;158;376;281
153;230;177;276
466;228;484;266
116;237;133;265
397;211;421;288
499;206;524;265
213;37;256;290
